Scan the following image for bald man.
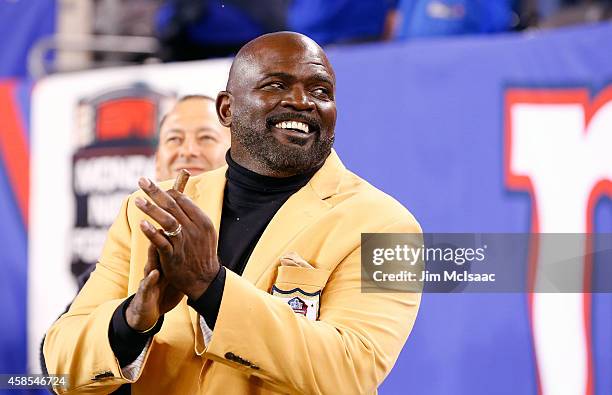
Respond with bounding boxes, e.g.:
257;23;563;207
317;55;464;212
44;32;421;394
156;95;230;181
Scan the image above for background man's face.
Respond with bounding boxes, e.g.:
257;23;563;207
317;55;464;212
156;98;231;181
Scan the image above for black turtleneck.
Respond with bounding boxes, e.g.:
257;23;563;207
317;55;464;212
218;152;318;274
187;152;320;329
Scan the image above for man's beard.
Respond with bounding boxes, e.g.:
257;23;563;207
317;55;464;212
232;115;334;175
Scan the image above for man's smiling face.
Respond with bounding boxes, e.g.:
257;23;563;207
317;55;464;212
221;32;337;176
156;97;230;181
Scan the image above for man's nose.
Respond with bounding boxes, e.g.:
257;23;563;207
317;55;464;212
280;86;315;111
178;137;199;158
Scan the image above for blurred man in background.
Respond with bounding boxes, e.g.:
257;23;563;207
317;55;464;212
156;94;231;181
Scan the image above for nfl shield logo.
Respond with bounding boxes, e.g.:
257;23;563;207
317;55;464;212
287;297;308;316
272;286;321;321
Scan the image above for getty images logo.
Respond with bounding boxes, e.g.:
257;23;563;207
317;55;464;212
505;86;612;395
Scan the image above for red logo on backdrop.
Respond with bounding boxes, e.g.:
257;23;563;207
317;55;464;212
75;83;174;146
96;98;157;141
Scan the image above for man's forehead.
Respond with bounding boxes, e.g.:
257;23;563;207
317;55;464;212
251;50;333;80
262;38;327;62
229;33;335;88
161;101;216;129
248;32;322;55
263;58;331;72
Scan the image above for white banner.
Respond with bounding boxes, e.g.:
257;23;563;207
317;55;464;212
28;58;232;372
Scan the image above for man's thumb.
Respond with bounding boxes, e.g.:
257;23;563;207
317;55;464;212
140;269;160;297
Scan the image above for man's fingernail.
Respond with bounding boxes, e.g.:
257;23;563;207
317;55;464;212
135;197;147;207
138;177;151;188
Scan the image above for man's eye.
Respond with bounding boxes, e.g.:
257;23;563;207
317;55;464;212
266;82;284;89
166;136;182;144
199;135;217;142
312;87;330;98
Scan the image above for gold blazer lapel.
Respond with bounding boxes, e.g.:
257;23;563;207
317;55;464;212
188;166;227;333
241;150;345;286
192;165;227;234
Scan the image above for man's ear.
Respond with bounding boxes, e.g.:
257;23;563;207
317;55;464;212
216;91;232;127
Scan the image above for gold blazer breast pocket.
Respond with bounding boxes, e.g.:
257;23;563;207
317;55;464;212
272;252;331;321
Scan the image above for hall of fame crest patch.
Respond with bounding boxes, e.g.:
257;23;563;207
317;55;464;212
271;286;321;321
